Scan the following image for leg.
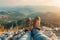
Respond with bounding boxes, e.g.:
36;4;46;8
19;31;31;40
32;16;51;40
32;29;51;40
19;17;32;40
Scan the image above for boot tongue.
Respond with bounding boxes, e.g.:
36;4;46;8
25;23;30;27
25;19;31;27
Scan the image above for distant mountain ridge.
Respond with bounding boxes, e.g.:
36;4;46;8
0;6;60;27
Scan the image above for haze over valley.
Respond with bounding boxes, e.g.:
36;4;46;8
0;6;60;28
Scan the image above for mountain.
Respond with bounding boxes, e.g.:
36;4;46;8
0;11;26;24
28;12;60;27
0;6;60;27
42;13;60;27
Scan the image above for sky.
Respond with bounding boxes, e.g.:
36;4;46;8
0;0;60;7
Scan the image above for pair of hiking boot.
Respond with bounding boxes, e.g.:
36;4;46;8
25;16;41;31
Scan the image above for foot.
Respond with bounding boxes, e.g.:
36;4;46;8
25;17;32;31
33;16;41;30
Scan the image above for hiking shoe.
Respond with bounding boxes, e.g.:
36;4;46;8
33;16;41;30
25;17;32;31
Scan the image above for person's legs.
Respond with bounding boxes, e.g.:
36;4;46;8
32;29;51;40
19;17;32;40
32;16;51;40
19;31;31;40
